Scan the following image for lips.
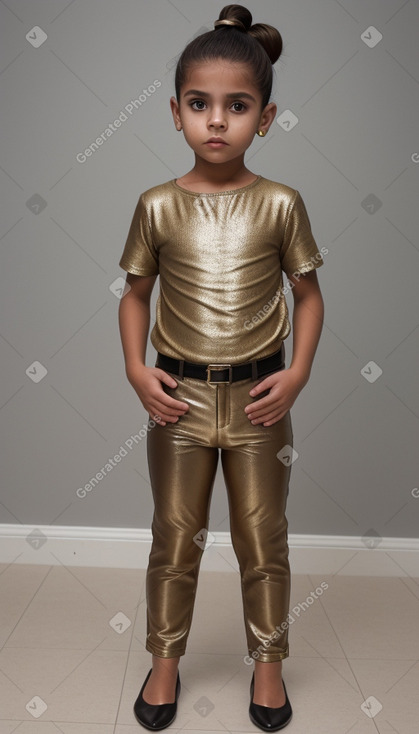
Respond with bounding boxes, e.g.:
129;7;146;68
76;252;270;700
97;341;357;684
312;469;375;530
205;138;228;144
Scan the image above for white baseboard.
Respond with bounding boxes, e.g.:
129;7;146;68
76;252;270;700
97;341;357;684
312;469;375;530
0;524;418;577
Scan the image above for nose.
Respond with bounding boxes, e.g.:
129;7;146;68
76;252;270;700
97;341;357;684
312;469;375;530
207;105;227;130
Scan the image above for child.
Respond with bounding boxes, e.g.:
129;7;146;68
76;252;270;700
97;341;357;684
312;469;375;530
118;4;324;730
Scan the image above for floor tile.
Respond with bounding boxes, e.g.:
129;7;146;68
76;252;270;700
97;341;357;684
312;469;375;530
308;574;419;660
0;563;51;648
5;565;145;652
0;647;128;724
350;658;419;734
1;564;418;731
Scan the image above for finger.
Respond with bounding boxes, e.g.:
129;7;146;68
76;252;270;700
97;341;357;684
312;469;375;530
151;415;167;426
248;402;282;421
150;409;177;426
152;401;184;419
249;374;276;397
245;395;277;416
159;393;189;413
154;368;179;388
151;394;189;421
251;407;284;425
261;410;287;426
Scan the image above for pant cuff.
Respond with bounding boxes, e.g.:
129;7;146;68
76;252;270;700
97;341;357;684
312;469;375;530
250;646;289;663
145;641;186;658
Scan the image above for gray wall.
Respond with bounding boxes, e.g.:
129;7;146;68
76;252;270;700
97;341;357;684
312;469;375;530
1;0;418;542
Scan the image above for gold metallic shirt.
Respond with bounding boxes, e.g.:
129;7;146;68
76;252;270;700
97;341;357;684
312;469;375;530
119;176;324;363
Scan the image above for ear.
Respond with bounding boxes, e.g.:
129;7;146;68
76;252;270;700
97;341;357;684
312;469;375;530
257;101;277;136
170;96;182;130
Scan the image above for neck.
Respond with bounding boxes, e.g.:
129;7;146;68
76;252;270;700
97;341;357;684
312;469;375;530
182;155;256;188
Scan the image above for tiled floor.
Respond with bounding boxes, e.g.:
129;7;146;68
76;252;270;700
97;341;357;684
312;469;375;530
0;564;418;733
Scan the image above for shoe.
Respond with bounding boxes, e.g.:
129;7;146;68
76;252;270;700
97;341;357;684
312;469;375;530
133;668;181;730
249;672;292;731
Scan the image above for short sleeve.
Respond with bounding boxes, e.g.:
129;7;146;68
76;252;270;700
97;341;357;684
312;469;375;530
280;190;324;278
118;194;159;276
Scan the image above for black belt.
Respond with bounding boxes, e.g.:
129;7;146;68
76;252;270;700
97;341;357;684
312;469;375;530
156;345;285;384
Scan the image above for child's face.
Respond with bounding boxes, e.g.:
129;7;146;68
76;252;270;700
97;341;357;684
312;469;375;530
171;60;275;164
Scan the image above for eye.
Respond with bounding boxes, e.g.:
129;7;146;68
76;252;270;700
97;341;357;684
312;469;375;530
190;100;206;110
231;102;246;112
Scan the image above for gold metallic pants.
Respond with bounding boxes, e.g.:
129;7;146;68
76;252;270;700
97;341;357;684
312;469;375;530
145;355;293;662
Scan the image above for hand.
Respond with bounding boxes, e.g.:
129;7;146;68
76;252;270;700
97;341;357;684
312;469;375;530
127;365;189;426
244;368;307;426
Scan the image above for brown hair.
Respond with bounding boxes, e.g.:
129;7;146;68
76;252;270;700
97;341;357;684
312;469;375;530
174;4;283;109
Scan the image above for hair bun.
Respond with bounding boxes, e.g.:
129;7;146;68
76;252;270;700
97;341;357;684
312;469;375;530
217;4;252;32
248;23;283;65
215;4;282;65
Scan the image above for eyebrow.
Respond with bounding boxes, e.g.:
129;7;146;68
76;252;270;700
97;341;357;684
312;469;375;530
183;89;257;102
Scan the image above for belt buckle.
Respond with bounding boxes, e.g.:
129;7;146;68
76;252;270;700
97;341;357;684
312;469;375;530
206;364;232;384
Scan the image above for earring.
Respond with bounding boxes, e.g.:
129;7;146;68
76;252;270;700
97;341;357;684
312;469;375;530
257;130;266;137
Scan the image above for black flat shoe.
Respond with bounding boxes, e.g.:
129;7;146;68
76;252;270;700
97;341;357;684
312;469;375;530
249;672;292;731
133;668;181;730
